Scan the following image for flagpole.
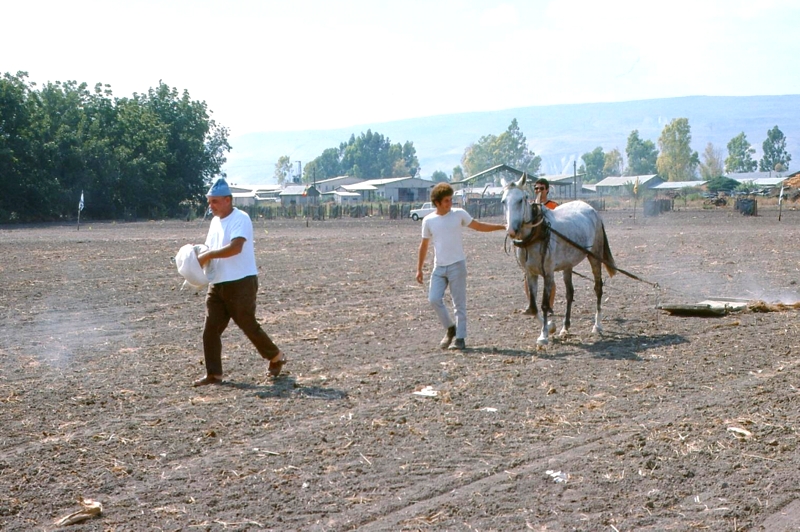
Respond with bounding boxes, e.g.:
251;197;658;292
77;190;84;231
778;185;784;222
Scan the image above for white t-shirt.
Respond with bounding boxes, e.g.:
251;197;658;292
204;208;257;284
421;208;473;267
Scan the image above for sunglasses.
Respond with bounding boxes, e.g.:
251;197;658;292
534;186;546;191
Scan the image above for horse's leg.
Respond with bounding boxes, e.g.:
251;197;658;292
525;270;539;319
538;271;556;346
560;268;574;338
523;272;536;315
589;257;604;334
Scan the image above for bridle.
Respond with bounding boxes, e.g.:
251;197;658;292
503;184;550;252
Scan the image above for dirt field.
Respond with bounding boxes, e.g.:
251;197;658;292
1;205;799;531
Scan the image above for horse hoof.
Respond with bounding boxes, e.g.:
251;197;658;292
558;328;569;338
537;337;549;347
592;325;603;334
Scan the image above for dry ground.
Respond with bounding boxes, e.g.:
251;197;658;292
1;205;800;531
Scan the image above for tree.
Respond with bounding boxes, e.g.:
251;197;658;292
603;148;623;177
579;147;605;183
656;118;699;181
303;147;342;183
274;155;292;185
0;73;229;222
624;130;658;176
705;175;740;194
431;170;448;183
759;126;791;173
304;130;419;183
452;166;464;182
725;132;757;173
699;143;724;180
461;119;541;177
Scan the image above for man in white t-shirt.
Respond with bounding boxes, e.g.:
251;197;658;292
192;178;287;386
415;183;506;350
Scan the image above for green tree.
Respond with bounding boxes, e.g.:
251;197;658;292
603;148;623;177
699;142;724;180
461;119;541;177
142;82;230;218
705;175;740;194
657;118;699;181
305;130;419;183
579;147;605;183
303;147;342;183
452;166;464;182
0;73;229;222
624;130;658;176
0;72;48;221
759;126;791;173
431;170;448;183
724;132;757;173
274;155;292;185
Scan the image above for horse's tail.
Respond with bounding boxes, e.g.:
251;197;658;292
601;224;617;277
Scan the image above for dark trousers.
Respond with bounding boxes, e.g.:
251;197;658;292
203;275;279;376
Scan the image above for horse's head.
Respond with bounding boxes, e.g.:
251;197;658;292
501;174;530;239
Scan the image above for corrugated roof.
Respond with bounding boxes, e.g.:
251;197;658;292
652;181;707;189
280;185;309;195
730;176;785;186
341;183;377;191
315;175;357;184
595;174;658;187
362;177;413;186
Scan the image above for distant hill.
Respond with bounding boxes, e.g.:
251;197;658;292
223;95;800;185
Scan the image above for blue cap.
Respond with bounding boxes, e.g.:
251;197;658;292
206;178;231;197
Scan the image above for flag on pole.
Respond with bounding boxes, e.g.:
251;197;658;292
633;177;639;196
79;191;85;212
779;185;784;205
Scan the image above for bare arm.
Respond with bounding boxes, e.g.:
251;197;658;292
468;219;506;232
416;238;430;284
197;237;246;267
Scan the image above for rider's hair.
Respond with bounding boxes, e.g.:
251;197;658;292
534;178;550;190
430;182;454;205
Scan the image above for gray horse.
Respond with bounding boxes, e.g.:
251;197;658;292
502;174;617;345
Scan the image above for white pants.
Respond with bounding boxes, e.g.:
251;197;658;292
428;260;467;339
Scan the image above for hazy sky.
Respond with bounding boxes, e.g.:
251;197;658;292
4;0;799;138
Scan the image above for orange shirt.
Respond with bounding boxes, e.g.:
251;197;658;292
542;199;558;210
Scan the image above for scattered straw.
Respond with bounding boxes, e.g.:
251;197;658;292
747;300;800;313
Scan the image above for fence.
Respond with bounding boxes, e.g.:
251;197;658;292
237;200;509;221
239;203;420;220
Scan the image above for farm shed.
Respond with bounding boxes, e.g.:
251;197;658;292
540;173;586;200
314;175;365;193
339;182;378;202
727;171;786;190
279;185;320;205
232;192;256;207
362;177;434;203
330;191;362;205
651;180;707;196
594;174;663;196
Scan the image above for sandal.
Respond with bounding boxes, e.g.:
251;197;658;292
268;352;288;378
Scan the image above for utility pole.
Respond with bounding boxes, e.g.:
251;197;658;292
573;160;577;199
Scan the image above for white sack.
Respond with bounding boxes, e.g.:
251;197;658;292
175;244;209;289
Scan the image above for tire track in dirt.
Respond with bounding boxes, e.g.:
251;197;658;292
339;355;800;531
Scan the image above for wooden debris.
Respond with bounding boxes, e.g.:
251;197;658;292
55;498;102;526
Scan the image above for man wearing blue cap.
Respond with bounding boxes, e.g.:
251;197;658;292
192;177;287;386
